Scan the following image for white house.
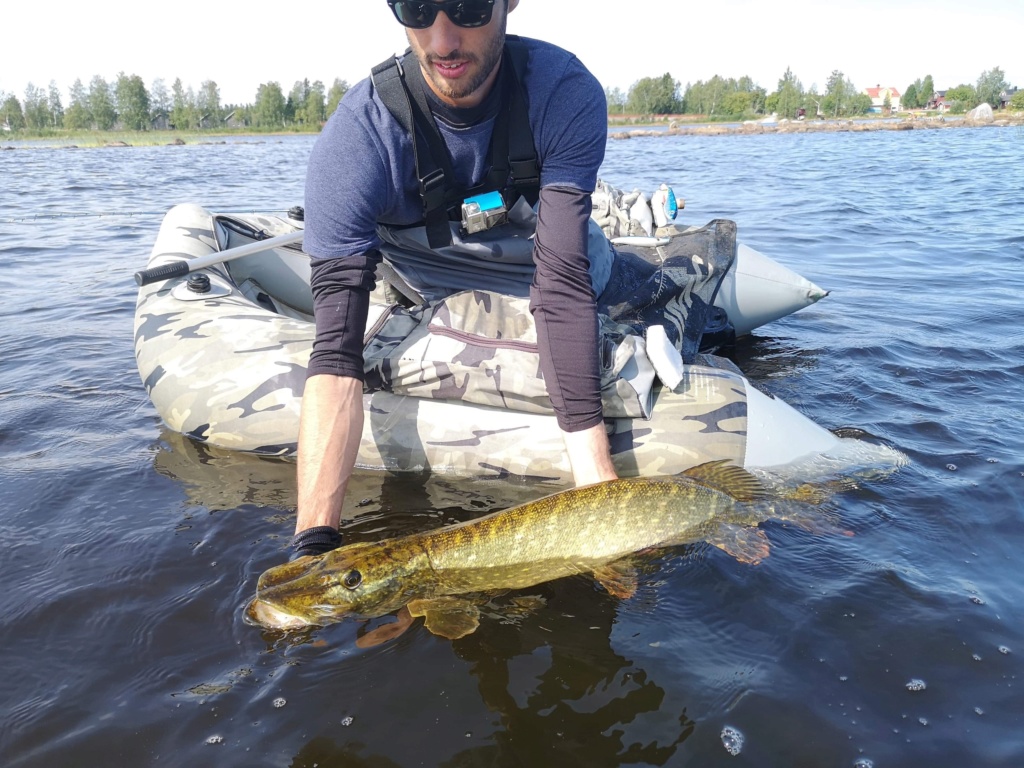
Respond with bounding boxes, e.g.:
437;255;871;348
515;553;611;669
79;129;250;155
865;85;902;114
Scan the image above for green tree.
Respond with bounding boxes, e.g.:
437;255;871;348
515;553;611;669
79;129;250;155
775;67;804;119
46;81;64;128
302;80;326;126
627;73;680;115
945;83;978;113
848;91;873;115
721;90;753;117
682;75;732;116
975;66;1007;108
23;83;50;130
253;81;286;127
115;72;151;130
197;80;222;126
89;75;116;130
746;84;767;115
823;69;847;118
150;78;171;124
1;94;26;130
1011;90;1024;110
289;79;311;124
326;78;349;117
170;78;198;129
920;75;934;107
605;86;626;114
904;82;919;109
64;79;91;130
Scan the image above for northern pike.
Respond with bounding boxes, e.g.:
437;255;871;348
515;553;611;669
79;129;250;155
247;461;836;640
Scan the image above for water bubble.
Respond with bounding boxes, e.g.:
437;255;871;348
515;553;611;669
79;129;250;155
273;697;287;708
721;725;744;756
206;735;223;745
906;679;927;692
853;759;875;768
341;716;353;727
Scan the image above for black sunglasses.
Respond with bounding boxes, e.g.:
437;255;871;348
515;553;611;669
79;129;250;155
387;0;496;29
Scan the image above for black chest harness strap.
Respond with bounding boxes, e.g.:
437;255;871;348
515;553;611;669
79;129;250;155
371;37;540;248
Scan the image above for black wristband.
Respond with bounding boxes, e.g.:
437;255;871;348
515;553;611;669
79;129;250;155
290;526;343;559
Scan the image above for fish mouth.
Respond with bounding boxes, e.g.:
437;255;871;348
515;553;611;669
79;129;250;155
245;596;320;631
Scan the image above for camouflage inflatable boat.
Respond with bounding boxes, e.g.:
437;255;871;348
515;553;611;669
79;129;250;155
134;204;877;483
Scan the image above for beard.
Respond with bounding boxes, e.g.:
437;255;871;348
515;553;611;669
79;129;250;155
410;12;507;102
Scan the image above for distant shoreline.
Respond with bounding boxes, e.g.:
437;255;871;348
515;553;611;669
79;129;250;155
610;114;1024;139
2;115;1022;150
0;130;309;150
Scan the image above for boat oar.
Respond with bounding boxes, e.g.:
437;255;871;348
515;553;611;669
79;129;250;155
134;230;305;286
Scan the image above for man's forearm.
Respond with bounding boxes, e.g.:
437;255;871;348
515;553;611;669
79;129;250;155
295;374;364;534
562;422;618;486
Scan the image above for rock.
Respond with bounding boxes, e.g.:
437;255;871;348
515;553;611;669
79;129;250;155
966;103;994;123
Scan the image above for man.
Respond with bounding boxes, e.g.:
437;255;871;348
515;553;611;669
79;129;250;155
292;0;617;558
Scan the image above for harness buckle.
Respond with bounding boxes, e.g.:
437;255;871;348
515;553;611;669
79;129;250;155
510;158;540;189
419;169;447;212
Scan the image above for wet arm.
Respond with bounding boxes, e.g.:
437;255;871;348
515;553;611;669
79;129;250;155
295;254;380;535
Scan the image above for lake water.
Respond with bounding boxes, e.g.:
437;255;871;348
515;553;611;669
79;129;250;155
2;126;1023;767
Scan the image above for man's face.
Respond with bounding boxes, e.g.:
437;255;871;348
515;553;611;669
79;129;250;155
405;0;513;108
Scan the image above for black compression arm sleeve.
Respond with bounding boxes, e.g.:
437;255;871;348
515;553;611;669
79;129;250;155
530;186;603;432
306;251;382;381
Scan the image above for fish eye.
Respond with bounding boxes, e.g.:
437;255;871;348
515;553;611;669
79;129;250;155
342;570;362;589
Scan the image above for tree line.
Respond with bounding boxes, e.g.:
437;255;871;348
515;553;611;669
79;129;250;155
0;73;350;133
607;66;1019;119
1;66;1019;135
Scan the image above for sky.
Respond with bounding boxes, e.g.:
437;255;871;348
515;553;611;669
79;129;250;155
3;0;1021;107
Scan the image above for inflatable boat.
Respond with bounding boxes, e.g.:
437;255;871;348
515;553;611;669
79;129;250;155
134;204;899;483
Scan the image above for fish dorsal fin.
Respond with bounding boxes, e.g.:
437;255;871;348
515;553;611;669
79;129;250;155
592;560;639;599
681;460;766;502
706;523;771;564
407;597;481;640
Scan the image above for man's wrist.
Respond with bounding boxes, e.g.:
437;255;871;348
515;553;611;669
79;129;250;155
290;526;343;559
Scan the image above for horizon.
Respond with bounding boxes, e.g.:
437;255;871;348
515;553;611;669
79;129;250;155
4;0;1020;106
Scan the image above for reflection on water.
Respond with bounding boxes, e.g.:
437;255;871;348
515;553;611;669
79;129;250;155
155;430;299;511
450;578;693;767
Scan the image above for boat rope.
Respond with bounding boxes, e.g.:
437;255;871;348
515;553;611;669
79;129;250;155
2;209;294;224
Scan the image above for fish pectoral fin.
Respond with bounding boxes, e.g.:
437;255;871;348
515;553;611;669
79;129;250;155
592;561;640;599
707;524;771;564
355;606;416;649
406;598;481;640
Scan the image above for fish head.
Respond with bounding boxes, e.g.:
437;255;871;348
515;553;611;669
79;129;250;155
246;540;422;630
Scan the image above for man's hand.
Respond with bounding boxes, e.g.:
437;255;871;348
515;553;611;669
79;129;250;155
562;422;618;487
